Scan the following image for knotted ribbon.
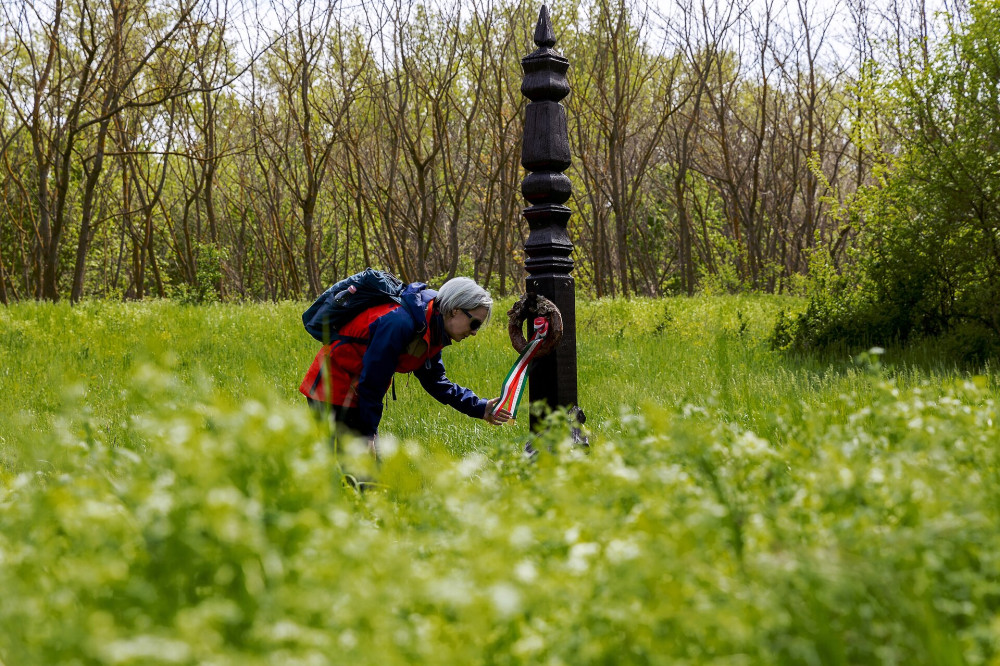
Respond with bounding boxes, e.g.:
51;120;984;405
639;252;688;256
492;316;549;419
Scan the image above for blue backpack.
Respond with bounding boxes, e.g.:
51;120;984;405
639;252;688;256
302;269;405;343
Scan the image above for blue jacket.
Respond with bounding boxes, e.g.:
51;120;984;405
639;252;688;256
301;283;488;436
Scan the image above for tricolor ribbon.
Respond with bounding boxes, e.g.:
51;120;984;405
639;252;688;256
493;316;549;419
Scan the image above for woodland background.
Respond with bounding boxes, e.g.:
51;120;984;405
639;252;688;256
0;0;986;309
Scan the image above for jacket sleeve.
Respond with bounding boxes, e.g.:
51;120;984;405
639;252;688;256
413;353;489;419
355;309;415;436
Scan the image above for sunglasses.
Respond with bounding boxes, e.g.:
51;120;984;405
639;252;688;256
460;308;483;331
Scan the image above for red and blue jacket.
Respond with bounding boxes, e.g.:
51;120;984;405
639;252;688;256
299;284;488;436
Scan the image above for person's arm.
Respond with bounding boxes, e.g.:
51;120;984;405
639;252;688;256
355;309;414;436
413;352;490;418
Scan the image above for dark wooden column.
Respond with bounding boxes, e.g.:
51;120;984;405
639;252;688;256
520;5;581;431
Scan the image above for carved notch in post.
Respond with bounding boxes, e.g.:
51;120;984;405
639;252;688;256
520;5;584;435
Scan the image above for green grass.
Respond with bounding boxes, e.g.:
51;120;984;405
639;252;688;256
0;296;998;664
2;295;990;468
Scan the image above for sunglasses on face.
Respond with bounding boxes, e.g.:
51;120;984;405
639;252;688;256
460;308;483;331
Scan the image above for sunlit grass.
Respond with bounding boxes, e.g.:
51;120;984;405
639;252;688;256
1;295;995;470
1;297;998;664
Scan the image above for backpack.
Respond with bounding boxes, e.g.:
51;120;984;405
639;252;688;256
302;268;405;343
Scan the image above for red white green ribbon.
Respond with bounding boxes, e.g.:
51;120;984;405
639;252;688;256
493;317;549;419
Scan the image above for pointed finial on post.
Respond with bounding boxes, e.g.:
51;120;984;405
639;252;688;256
534;5;556;47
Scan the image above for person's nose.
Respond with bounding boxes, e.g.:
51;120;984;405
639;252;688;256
470;327;478;336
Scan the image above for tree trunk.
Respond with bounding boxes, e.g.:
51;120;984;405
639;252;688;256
71;118;113;303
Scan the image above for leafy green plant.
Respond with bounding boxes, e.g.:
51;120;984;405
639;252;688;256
2;297;999;664
169;242;228;304
2;359;998;664
779;1;1000;359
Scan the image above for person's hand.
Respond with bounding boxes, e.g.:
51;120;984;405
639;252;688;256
484;398;512;425
367;435;379;461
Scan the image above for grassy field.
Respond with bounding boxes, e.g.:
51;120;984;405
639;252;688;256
1;296;998;664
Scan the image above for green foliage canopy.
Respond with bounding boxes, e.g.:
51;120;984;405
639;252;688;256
778;1;1000;359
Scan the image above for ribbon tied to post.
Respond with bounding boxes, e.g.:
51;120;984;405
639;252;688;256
493;316;549;419
492;294;564;419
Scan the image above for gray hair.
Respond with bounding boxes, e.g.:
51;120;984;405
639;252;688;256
436;277;493;326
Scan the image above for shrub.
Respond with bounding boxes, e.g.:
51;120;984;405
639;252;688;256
2;362;1000;664
776;1;1000;358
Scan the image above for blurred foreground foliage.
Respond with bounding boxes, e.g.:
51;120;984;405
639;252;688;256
1;357;999;664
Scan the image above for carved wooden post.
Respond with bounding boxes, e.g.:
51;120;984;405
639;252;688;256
520;5;582;432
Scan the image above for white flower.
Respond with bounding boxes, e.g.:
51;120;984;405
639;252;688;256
339;629;358;649
490;583;522;617
266;413;285;431
457;453;486;478
509;525;534;549
838;467;855;488
567;542;600;573
103;636;191;664
515;559;538;583
605;539;640;563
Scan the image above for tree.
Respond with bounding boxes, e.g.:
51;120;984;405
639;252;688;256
567;0;685;296
0;0;233;302
248;0;365;297
778;0;1000;359
464;0;531;293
